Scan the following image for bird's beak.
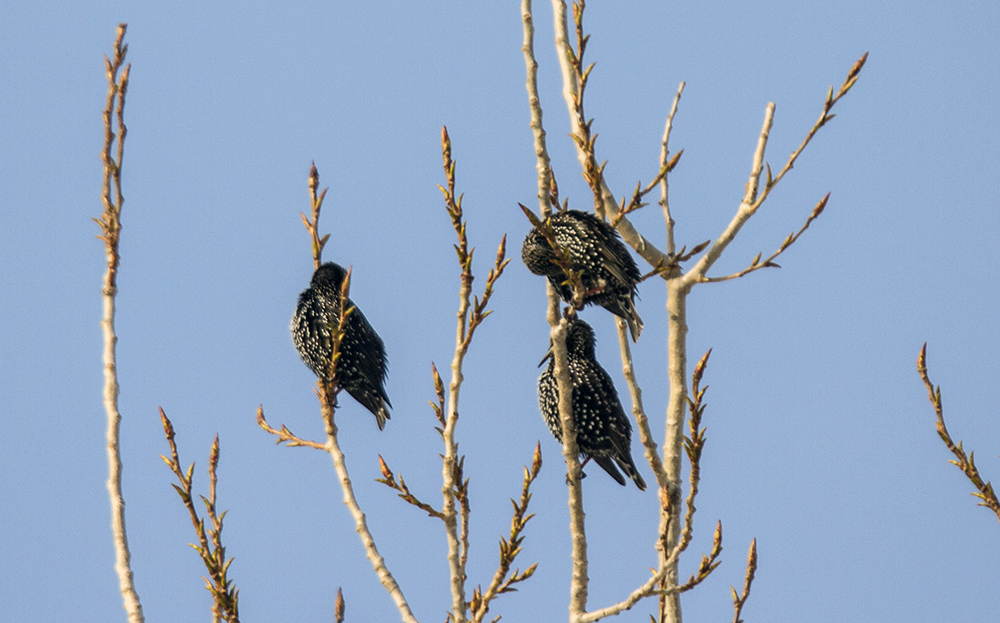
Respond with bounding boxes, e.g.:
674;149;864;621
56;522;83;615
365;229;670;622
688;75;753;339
538;344;554;368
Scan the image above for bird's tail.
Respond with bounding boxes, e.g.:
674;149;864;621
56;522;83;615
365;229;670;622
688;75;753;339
621;296;643;342
619;456;647;491
349;386;391;431
374;402;390;431
592;456;628;487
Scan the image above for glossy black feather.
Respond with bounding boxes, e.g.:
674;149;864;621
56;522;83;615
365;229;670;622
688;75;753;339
522;210;643;341
538;318;646;490
291;262;391;430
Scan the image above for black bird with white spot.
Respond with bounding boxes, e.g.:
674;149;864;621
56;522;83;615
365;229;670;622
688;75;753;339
291;262;391;430
521;209;643;341
538;318;646;490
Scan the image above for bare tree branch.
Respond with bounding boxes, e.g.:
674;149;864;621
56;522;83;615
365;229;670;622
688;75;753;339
684;52;868;286
615;320;667;489
438;127;512;623
309;184;419;620
440;126;473;623
377;455;445;520
302;162;330;270
665;349;715;583
159;409;241;623
95;22;144;623
524;8;590;620
256;406;327;450
730;540;758;623
680;103;774;286
702;193;829;283
552;315;590;620
549;0;672;272
661;57;864;622
579;351;719;622
610;151;682;228
470;443;543;623
918;344;1000;522
316;382;418;623
532;4;865;621
262;163;418;623
660;82;685;258
522;0;556;223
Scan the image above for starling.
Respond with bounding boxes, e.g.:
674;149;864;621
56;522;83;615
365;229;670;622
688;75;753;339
291;262;391;430
538;318;646;490
521;209;643;341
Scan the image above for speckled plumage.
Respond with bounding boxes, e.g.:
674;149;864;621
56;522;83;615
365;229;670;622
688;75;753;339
538;318;646;490
291;262;391;430
521;210;643;341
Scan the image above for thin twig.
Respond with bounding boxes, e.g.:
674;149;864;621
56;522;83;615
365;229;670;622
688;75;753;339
440;126;472;623
256;406;327;450
307;172;418;620
730;540;758;623
301;162;330;270
377;455;445;520
677;350;711;560
663;349;719;616
318;383;418;622
615;320;667;488
470;443;543;623
918;344;1000;522
521;0;556;222
95;22;144;623
752;53;867;208
578;571;666;623
660;82;685;258
457;457;472;588
465;236;510;350
525;9;589;619
159;409;240;623
577;520;721;623
702;193;829;283
438;127;511;623
680;102;773;286
684;52;868;286
674;521;723;594
609;151;682;228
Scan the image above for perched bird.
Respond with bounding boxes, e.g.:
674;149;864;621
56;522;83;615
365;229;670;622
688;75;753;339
538;318;646;490
521;209;643;341
291;262;392;430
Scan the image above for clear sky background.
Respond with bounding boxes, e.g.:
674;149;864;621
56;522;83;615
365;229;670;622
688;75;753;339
2;1;999;621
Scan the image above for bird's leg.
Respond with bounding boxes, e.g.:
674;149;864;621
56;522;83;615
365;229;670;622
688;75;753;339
565;456;591;485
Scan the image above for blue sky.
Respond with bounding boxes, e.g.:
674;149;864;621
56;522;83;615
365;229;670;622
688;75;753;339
2;1;999;621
